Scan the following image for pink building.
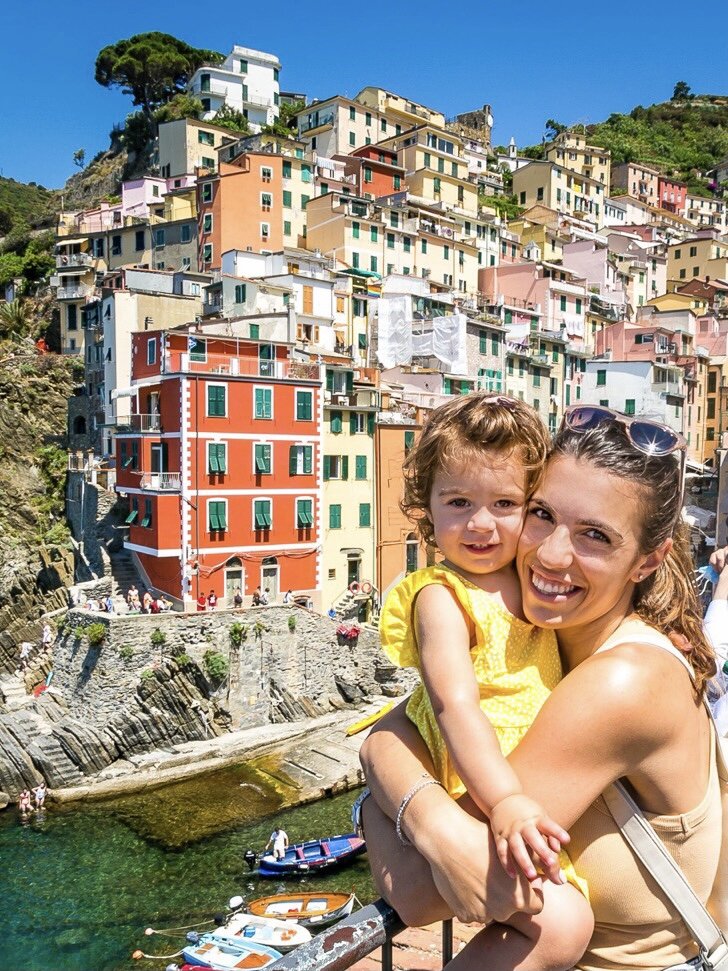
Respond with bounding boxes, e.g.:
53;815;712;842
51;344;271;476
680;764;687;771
657;175;687;215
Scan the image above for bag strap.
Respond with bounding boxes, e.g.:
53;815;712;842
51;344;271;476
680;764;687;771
604;712;728;970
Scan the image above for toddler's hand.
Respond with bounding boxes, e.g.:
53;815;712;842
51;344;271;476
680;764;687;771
490;794;569;886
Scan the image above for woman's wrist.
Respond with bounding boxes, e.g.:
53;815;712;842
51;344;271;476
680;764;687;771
401;782;464;857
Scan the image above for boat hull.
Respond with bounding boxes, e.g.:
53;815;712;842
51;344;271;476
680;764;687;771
257;833;365;877
246;891;356;929
209;914;311;953
182;937;281;970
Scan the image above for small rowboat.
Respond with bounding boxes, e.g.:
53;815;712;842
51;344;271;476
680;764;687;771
246;891;356;928
257;833;365;877
208;913;311;953
345;702;394;736
182;936;281;970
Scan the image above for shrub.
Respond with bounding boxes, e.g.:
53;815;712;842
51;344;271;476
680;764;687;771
253;621;267;639
203;649;229;682
229;622;248;646
175;652;192;666
73;625;86;642
287;615;297;632
140;669;155;683
86;623;106;647
117;644;134;661
150;628;167;649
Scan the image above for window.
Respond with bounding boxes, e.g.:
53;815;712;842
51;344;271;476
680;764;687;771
254;443;272;474
329;503;342;529
140;498;153;529
203;243;213;263
689;245;697;257
198;130;214;145
434;177;442;194
355;455;367;479
349;132;356;147
181;224;192;243
349;106;356;121
208;500;227;532
296;498;313;528
283;220;292;237
289;444;313;475
624;399;636;416
260;223;270;239
235;283;247;304
394;175;401;190
282;160;292;179
261;166;273;183
254;387;273;419
390;212;399;227
559;295;567;312
323;455;348;480
254;499;272;530
403;237;411;253
202;182;213;203
352;221;360;239
207;442;227;474
330;410;343;434
370;255;378;272
202;213;212;234
359;503;371;527
207;384;226;416
296;390;313;420
421;238;427;254
596;370;606;387
352;252;360;269
364;167;373;184
575;298;582;314
146;338;156;365
261;192;272;211
674;248;682;259
135;229;145;251
111;234;121;255
370;226;378;243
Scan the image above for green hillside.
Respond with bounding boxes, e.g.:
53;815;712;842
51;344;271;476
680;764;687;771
0;177;60;236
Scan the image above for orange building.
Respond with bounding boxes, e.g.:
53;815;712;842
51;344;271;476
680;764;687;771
344;144;407;200
115;328;323;609
374;399;428;598
197;153;285;270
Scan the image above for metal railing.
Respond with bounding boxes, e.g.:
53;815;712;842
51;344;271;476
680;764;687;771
140;472;181;491
56;252;93;268
56;284;95;300
115;413;161;432
267;901;453;971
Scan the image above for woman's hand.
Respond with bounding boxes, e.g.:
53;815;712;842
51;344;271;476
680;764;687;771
410;789;544;924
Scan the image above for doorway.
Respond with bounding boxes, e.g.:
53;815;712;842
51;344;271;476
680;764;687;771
347;556;361;587
225;557;244;606
261;556;279;600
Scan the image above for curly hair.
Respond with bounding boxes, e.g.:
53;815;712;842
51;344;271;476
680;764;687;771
401;393;550;549
551;420;714;696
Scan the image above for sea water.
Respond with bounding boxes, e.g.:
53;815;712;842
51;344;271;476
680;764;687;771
0;765;375;971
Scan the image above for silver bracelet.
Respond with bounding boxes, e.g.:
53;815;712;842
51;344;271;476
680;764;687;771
395;774;443;847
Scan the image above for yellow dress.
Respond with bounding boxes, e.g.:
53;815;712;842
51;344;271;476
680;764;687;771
381;564;587;897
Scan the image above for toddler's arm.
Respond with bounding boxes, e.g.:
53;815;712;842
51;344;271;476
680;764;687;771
415;584;567;883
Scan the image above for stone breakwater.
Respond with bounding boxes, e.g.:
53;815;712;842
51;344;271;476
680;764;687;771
0;604;412;803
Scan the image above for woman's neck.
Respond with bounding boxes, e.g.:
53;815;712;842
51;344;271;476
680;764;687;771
557;589;638;671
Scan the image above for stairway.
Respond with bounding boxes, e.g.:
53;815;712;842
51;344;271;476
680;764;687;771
0;676;29;711
108;548;144;609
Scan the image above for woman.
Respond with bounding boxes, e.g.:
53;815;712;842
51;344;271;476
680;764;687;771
361;406;718;971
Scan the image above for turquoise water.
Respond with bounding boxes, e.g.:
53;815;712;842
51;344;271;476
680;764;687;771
0;772;375;971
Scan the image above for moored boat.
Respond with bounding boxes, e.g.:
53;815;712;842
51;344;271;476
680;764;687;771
206;913;311;953
182;936;281;970
256;833;365;877
245;891;356;928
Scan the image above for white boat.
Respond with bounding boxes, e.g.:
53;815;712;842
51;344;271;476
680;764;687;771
182;936;281;970
209;913;312;953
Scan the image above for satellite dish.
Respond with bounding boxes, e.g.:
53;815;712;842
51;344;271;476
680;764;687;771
487;113;494;127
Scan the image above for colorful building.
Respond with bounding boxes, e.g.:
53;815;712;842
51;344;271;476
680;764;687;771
115;328;323;609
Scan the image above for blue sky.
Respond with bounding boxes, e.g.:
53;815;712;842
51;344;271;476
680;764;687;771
3;0;728;190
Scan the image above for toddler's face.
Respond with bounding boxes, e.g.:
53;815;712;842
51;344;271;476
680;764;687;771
427;451;527;581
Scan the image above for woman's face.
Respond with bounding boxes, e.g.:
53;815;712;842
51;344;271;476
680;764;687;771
517;453;656;637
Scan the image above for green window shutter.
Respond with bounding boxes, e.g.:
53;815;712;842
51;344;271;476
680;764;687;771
326;370;334;392
404;430;415;451
282;160;291;178
297;499;313;527
209;502;221;531
283;190;292;208
208;385;225;416
346;371;354;393
301;194;310;209
254;500;272;528
421;238;427;254
341;455;349;480
303;446;312;474
125;509;138;524
370;226;378;242
394;175;401;190
352;252;359;269
297;392;312;420
323;455;331;481
331;411;343;433
367;412;375;435
358;333;367;349
355;455;367;479
283;220;291;236
255;387;272;418
352;221;360;239
249;323;259;339
370;256;378;272
289;445;297;475
479;330;487;354
329;504;341;529
235;284;247;303
359;503;371;527
208;444;220;473
387;233;395;249
350;413;358;434
255;444;271;473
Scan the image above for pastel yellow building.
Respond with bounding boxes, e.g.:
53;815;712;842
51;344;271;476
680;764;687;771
513;162;606;227
355;87;445;130
668;237;728;285
546;130;611;187
510;206;567;264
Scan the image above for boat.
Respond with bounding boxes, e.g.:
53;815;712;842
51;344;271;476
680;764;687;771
256;833;365;877
205;913;311;953
182;936;281;970
345;701;394;736
245;891;356;928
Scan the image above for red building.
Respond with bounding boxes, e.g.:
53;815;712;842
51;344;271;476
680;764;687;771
343;144;406;199
115;328;323;609
657;174;687;215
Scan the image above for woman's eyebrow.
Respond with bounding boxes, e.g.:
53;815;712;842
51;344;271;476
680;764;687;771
531;498;624;540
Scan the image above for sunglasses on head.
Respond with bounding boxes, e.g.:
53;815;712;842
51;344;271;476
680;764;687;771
562;405;687;457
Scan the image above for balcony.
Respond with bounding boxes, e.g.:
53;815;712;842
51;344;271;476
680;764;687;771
531;353;551;366
140;472;181;491
55;284;95;301
165;350;321;382
56;252;93;269
115;413;161;432
653;381;684;397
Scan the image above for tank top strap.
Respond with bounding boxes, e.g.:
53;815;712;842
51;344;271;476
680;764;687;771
594;628;695;681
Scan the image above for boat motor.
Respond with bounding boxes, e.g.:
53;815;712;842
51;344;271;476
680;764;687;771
229;895;245;911
186;931;200;944
243;849;257;871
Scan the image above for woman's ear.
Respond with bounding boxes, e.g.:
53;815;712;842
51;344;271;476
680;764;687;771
631;537;673;583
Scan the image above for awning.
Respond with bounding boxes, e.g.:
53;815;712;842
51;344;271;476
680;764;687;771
56;237;88;248
111;388;137;400
338;268;382;279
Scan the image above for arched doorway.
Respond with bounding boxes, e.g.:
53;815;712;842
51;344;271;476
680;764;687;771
73;415;87;436
225;557;244;606
405;533;419;575
261;556;279;601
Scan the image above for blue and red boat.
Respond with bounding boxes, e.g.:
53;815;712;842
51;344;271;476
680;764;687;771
254;832;366;877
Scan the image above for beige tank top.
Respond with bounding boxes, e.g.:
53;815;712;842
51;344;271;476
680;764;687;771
569;626;721;971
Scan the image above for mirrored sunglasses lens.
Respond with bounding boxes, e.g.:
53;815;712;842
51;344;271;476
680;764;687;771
567;406;609;431
628;422;679;456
